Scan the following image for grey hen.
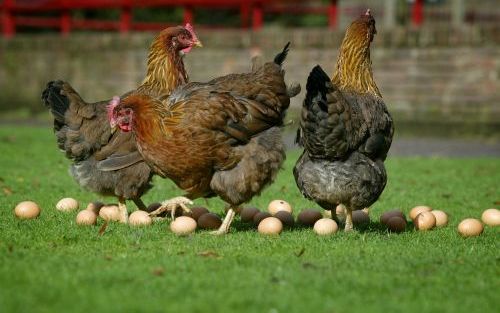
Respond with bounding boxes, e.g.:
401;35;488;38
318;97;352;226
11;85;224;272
294;10;394;231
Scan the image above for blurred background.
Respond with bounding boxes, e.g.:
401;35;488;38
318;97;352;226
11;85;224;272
0;0;499;156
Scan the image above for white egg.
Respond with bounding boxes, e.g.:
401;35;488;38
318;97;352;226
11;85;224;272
313;218;338;236
258;217;283;235
481;208;500;226
170;216;197;235
56;197;79;212
129;210;152;226
267;200;293;215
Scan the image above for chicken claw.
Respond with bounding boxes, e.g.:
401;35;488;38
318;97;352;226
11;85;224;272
149;196;193;220
210;208;236;235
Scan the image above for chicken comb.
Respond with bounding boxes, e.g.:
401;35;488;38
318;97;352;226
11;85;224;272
184;23;198;41
107;96;120;126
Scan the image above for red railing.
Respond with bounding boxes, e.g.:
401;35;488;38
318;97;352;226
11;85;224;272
0;0;343;38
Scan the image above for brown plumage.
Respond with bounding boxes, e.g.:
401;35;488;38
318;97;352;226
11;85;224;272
41;25;201;222
294;10;394;231
110;43;300;234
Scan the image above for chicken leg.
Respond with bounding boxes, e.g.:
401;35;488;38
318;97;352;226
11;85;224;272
211;207;236;235
133;198;147;211
149;196;193;220
345;207;354;231
118;196;128;223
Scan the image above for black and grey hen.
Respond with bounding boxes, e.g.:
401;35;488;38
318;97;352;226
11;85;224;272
294;10;394;231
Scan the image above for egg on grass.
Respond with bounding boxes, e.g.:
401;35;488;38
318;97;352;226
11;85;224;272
85;201;104;214
386;216;406;233
297;209;322;227
274;211;295;227
99;205;120;222
313;218;338;236
197;213;222;230
253;211;272;225
409;205;432;220
431;210;448;227
56;197;79;212
458;218;483;237
170;216;197;235
414;211;436;231
129;210;152;226
14;201;41;219
380;210;405;225
240;207;260;223
76;210;97;225
258;217;283;235
267;200;292;215
481;208;500;226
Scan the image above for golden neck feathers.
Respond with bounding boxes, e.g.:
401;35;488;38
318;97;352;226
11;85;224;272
332;14;381;98
140;33;188;96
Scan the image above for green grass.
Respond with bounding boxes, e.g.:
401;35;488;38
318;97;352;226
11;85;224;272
0;126;498;313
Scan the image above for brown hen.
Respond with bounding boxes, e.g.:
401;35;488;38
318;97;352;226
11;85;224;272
110;43;300;234
41;25;201;222
294;10;394;231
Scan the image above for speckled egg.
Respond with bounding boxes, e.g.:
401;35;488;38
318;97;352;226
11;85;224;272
268;200;293;215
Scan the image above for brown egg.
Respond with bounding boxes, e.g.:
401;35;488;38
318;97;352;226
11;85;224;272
147;202;162;212
240;207;260;223
85;201;104;214
386;216;406;233
274;211;295;227
197;213;222;230
190;207;210;221
268;200;293;215
352;210;370;226
253;211;272;225
99;205;120;222
129;210;152;226
414;211;436;231
297;209;323;227
431;210;448;227
14;201;41;219
56;197;79;212
481;208;500;226
258;217;283;235
380;210;405;225
170;216;197;235
76;210;97;225
458;218;484;237
313;218;338;235
409;205;432;220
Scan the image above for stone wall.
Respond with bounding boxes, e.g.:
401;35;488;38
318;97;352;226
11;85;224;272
0;28;499;135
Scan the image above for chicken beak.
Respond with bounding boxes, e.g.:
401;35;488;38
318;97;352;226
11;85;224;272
193;39;203;48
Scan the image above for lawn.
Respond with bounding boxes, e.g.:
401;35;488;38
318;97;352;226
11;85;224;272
0;126;498;313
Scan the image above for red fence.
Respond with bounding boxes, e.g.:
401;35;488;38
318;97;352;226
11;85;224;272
0;0;428;38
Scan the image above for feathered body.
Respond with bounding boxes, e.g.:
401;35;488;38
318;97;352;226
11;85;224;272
294;11;393;230
112;44;300;233
41;25;200;218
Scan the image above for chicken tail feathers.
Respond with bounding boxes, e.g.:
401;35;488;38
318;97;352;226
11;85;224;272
274;42;291;66
305;65;330;112
42;80;70;129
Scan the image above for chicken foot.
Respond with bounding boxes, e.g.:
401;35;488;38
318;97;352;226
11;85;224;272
211;207;236;235
149;196;193;220
117;197;128;223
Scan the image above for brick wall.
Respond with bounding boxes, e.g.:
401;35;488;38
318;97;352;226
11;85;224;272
0;29;499;135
